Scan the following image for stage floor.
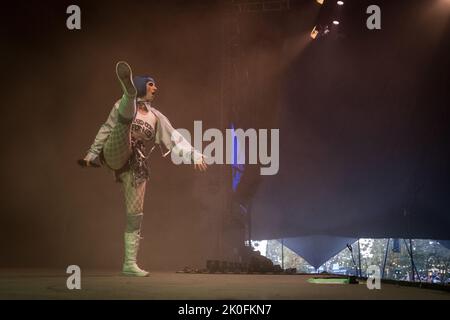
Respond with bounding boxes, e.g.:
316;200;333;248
1;270;449;300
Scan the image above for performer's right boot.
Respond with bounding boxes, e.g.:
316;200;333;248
122;230;149;277
115;61;137;122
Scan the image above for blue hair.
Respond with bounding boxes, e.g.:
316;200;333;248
133;75;156;98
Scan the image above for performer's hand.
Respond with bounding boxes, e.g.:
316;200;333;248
194;155;208;172
77;155;100;168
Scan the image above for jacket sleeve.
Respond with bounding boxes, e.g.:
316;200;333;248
153;109;203;163
85;101;120;161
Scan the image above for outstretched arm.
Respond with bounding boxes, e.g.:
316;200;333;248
153;109;207;172
171;130;208;172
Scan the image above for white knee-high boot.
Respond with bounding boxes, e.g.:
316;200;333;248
116;61;137;121
122;230;149;277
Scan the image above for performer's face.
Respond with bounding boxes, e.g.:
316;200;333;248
145;81;157;101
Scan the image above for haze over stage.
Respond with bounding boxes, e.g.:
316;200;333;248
1;0;449;287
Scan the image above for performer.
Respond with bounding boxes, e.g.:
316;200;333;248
79;61;207;276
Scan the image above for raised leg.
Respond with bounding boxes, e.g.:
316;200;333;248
103;61;137;170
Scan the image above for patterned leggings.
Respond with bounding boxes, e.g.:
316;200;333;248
102;98;146;232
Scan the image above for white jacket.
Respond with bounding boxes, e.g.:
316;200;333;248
85;100;202;164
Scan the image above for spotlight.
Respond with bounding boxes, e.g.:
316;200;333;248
333;20;340;25
310;25;319;39
310;24;331;40
337;1;344;5
316;0;324;5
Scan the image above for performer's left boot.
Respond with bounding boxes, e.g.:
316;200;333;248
122;230;149;277
116;61;137;122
